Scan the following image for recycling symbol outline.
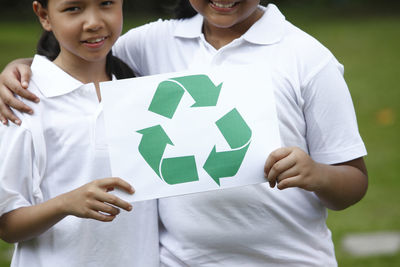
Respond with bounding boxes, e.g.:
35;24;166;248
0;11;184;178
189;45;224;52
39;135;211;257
137;75;252;186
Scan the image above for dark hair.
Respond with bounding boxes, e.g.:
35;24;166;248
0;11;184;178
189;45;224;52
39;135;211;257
34;0;134;79
173;0;197;19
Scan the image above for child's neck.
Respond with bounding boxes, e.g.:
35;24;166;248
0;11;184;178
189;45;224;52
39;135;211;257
203;26;241;50
54;54;110;101
203;8;264;50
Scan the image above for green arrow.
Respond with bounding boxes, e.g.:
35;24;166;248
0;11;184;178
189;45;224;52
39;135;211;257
172;75;222;107
161;156;199;185
148;80;185;119
203;143;250;186
137;125;173;177
216;108;252;149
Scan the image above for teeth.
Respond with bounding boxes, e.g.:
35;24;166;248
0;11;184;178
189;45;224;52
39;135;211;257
86;37;105;43
212;1;236;8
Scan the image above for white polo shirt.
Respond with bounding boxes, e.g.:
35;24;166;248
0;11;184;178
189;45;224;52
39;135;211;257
114;4;366;266
0;55;159;267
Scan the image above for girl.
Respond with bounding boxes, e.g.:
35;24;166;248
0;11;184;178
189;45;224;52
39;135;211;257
0;1;159;266
0;0;368;266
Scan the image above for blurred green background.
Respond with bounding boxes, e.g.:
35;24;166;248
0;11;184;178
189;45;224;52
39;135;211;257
0;0;399;266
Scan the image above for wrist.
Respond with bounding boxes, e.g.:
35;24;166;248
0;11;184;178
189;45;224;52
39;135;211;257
312;163;333;195
53;193;71;217
7;58;32;67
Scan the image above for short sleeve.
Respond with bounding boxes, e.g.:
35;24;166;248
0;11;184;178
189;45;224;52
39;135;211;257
113;22;155;77
0;121;43;216
113;19;180;77
302;58;367;164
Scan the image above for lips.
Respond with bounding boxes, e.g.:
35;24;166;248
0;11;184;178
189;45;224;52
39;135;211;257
82;36;107;44
81;36;108;49
209;1;239;9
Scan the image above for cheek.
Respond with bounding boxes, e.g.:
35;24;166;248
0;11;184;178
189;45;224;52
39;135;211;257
188;0;202;13
117;15;123;35
51;19;78;35
110;15;123;41
52;26;80;49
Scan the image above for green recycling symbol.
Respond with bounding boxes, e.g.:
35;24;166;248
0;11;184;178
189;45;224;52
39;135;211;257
137;75;252;186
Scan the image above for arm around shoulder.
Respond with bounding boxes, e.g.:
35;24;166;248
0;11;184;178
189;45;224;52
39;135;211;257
0;57;36;125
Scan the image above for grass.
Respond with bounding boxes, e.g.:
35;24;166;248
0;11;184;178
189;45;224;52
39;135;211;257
0;11;399;267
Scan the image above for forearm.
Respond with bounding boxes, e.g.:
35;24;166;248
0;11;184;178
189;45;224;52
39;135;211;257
315;158;368;211
0;195;67;243
2;58;33;71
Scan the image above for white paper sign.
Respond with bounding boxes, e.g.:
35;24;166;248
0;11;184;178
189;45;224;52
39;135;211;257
100;66;281;202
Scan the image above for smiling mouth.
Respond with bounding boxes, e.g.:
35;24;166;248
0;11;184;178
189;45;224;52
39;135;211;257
209;1;238;9
82;37;107;44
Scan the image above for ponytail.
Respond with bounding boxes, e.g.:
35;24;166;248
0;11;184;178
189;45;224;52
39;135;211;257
106;52;135;79
37;31;60;61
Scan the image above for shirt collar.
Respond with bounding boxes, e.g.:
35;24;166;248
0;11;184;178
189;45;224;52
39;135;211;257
173;4;286;46
174;13;204;39
31;55;84;98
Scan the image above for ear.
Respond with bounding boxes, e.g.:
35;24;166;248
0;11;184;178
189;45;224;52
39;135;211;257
33;1;52;32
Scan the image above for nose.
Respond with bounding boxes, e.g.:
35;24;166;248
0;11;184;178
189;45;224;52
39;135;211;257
83;8;104;32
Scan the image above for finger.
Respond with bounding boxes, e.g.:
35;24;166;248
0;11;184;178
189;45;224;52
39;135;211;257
277;176;301;190
264;147;292;177
14;64;37;102
4;96;33;115
91;201;121;216
0;101;8;125
11;85;39;104
269;154;297;183
96;191;133;212
276;167;298;184
0;114;7;125
18;67;32;90
86;209;116;222
0;101;21;125
8;81;39;104
1;86;34;114
1;67;37;104
99;177;135;194
265;149;295;187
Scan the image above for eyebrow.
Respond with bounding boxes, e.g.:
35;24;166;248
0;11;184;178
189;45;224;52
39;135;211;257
59;0;84;6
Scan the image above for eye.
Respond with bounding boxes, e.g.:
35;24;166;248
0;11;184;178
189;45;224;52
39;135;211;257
63;6;80;12
101;1;114;6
